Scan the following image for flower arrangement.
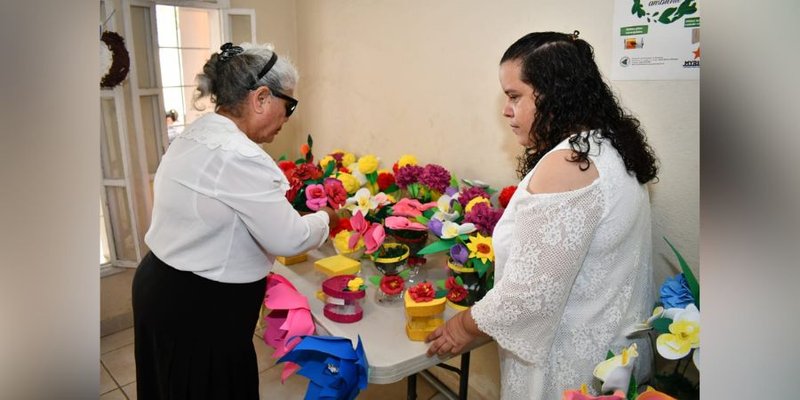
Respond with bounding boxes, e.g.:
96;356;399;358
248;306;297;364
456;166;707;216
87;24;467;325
394;155;457;203
280;135;350;213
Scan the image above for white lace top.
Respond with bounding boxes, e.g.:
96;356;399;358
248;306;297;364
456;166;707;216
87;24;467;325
472;132;654;399
145;113;329;283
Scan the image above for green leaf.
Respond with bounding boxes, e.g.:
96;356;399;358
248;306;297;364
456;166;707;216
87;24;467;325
473;259;490;278
295;157;306;164
384;183;399;193
434;289;448;298
664;237;699;308
417;239;455;255
658;7;677;24
652;317;673;334
435;279;446;289
415;215;430;225
306;134;313;148
626;374;638;400
422;208;436;219
455;276;464;286
278;154;287;161
368;275;381;287
367;172;378;185
400;270;410;279
323;160;335;177
449;174;460;189
606;350;615;360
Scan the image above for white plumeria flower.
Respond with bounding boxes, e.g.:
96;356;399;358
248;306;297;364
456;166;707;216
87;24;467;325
373;192;391;207
440;221;476;239
345;188;378;216
432;194;460;221
656;303;700;360
629;305;687;334
593;343;638;394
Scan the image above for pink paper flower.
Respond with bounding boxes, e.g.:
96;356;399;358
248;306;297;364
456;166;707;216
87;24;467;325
363;223;385;254
304;184;328;211
385;216;428;231
464;202;503;236
323;178;348;209
348;211;370;250
419;164;451;193
392;197;436;217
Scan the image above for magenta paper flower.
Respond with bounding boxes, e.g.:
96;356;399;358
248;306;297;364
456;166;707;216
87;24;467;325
323;178;348;209
395;165;424;189
385;216;428;231
348;211;370;250
392;197;436;217
263;273;315;382
464;203;503;236
457;186;490;207
305;184;328;211
363;223;385;254
419;164;451;193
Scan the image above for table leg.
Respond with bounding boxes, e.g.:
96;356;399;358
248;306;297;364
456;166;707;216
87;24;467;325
458;352;470;400
407;372;417;400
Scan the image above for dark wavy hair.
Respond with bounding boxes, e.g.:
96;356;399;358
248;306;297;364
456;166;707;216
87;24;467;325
502;31;658;184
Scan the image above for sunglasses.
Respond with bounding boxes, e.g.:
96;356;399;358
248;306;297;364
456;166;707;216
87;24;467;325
271;89;298;117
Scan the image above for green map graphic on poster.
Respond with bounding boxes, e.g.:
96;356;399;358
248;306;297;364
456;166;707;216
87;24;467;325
631;0;698;24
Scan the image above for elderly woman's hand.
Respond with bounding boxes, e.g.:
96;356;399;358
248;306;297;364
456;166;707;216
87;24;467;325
425;309;485;358
319;206;340;228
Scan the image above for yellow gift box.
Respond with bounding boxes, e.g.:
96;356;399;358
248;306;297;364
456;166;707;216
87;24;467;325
404;291;446;341
276;253;308;265
314;254;361;277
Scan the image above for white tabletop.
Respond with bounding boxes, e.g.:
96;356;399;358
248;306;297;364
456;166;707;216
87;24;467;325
271;244;491;384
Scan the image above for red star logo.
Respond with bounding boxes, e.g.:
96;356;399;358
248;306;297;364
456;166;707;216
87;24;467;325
692;47;701;59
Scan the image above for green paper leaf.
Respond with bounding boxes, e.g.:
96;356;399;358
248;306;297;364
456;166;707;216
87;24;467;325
435;279;446;289
400;270;410;279
278;154;287;161
422;208;435;219
664;237;699;308
473;259;490;277
306;134;313;148
367;172;377;185
368;275;381;287
415;215;430;225
455;276;464;286
652;317;673;334
417;239;455;255
449;174;459;189
384;183;399;193
295;157;306;164
626;374;638;400
434;289;448;299
323;160;335;177
606;350;615;360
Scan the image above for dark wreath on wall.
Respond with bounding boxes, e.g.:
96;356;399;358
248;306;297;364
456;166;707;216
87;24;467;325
100;31;130;88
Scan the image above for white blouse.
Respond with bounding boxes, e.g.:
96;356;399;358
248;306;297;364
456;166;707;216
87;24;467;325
472;132;654;399
145;113;329;283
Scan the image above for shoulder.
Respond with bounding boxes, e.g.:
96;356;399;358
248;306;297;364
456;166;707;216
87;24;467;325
527;149;599;195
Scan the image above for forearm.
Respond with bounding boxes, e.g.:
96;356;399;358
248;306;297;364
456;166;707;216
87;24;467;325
462;308;489;339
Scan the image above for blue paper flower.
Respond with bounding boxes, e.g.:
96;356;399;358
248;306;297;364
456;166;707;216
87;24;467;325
277;335;369;400
450;243;469;265
659;273;695;309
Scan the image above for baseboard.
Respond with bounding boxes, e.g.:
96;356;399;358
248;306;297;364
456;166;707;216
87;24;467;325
101;311;134;337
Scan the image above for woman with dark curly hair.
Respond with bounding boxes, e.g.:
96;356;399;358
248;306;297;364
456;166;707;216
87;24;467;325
427;31;659;398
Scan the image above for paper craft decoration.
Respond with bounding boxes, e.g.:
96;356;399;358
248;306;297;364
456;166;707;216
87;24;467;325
403;287;446;341
593;343;639;394
263;273;316;382
314;254;361;277
277;253;308;265
277;335;369;400
322;275;366;323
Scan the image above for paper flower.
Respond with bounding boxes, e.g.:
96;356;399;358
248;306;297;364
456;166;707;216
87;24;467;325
377;171;396;191
397;154;418;167
457;186;490;207
337;172;360;194
385;216;428;231
363;223;385;254
319;155;335;170
445;277;467;302
656;304;700;360
341;153;356;167
498;185;517;208
428;218;444;237
440;221;477;239
408;282;436;302
357;154;379;174
464;196;491;213
659;273;695;309
449;243;469;265
395;165;424;189
323;178;348;209
464;202;503;236
391;197;436;217
305;184;328;211
432;194;460;221
593;343;638;394
334;230;363;254
278;160;297;177
294;162;322;181
466;233;494;263
263;273;316;382
380;275;405;295
419;164;451;193
285;176;304;204
276;335;368;400
347;277;365;292
345;188;380;216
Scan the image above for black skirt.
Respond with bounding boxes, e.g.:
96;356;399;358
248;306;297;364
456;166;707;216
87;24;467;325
132;251;267;400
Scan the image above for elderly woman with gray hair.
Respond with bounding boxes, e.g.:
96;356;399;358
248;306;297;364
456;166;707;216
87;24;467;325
132;42;338;399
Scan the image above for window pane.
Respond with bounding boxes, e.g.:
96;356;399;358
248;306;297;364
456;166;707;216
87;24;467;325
100;98;125;179
105;186;137;262
156;5;178;47
159;48;182;87
185;85;211;125
162;87;185;125
139;95;163;174
230;15;252;45
178;8;210;48
181;48;212;88
131;5;155;88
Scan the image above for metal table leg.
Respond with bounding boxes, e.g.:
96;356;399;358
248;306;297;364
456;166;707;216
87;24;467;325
407;372;417;400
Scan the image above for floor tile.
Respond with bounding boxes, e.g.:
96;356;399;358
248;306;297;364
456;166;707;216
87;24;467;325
359;376;437;400
253;335;277;373
100;362;118;395
122;382;137;400
100;388;127;400
258;364;309;398
101;327;135;355
101;343;137;387
428;394;449;400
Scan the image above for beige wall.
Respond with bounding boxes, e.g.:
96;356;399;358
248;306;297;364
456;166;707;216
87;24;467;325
238;1;699;397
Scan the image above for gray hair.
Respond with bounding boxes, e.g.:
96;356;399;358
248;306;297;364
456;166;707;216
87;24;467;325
194;42;298;116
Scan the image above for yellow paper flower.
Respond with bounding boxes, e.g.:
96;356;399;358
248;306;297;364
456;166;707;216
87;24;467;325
337;173;361;194
398;154;418;167
347;277;365;292
342;152;356;167
320;155;335;169
378;168;392;175
466;233;494;263
385;194;396;203
358;154;379;174
465;197;491;213
334;230;364;253
656;320;700;360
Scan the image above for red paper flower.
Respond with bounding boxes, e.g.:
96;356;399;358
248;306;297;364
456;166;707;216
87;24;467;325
498;185;517;209
408;282;435;302
379;275;405;295
445;277;467;302
285;177;304;203
339;166;351;174
323;178;348;209
377;171;396;191
294;163;322;181
392;162;399;174
278;160;297;179
329;218;352;239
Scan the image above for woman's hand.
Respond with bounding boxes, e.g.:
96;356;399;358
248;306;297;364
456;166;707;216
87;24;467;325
319;206;340;229
425;309;485;358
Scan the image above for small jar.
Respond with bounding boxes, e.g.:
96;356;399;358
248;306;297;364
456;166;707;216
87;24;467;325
322;275;366;323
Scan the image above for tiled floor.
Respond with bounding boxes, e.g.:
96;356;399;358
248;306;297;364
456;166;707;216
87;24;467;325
100;327;445;399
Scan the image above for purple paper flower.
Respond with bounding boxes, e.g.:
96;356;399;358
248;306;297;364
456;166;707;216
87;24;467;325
464;203;503;236
395;165;424;189
450;243;469;265
458;186;490;207
419;164;451;193
427;218;444;238
445;187;458;197
659;273;695;309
